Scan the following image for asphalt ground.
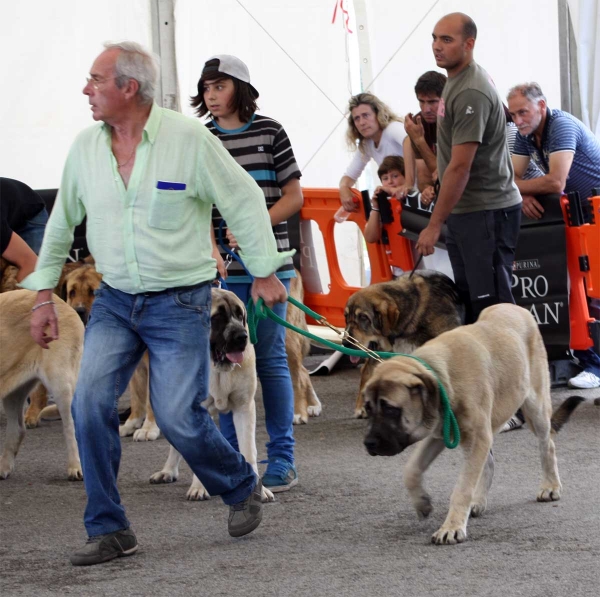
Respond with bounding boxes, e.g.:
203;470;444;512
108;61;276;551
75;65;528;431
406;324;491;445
1;354;599;597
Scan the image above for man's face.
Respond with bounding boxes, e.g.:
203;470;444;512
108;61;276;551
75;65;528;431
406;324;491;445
203;78;237;119
83;49;126;122
381;169;405;188
417;93;441;123
431;16;472;73
508;94;545;136
351;104;381;140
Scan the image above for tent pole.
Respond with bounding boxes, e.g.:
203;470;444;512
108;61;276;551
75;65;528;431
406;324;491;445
558;0;581;119
151;0;180;111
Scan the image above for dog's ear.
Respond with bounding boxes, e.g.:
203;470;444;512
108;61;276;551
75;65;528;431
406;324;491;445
56;267;73;299
411;371;440;428
384;300;401;335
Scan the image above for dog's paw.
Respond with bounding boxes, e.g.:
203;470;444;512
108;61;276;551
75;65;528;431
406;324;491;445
293;413;308;425
307;402;322;418
261;486;275;503
67;465;83;481
150;470;178;484
119;420;142;437
470;500;487;518
24;414;41;429
537;486;561;502
186;485;211;501
354;407;368;419
414;495;433;520
431;525;467;545
133;426;160;441
0;465;13;480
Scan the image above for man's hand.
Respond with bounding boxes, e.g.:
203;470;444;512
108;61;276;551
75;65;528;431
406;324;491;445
30;290;59;349
226;229;239;249
416;222;442;256
404;113;425;143
521;194;544;220
420;186;436;206
212;245;227;280
251;274;288;307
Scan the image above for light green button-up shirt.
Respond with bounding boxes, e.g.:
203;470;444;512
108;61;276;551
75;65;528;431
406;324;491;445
21;104;293;294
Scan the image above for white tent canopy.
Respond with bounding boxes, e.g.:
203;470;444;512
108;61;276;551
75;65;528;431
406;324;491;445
4;0;589;191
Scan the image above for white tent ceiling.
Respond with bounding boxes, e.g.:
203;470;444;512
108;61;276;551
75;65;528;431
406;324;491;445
0;0;594;191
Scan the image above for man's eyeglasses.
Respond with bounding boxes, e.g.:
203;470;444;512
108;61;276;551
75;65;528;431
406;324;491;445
85;76;118;90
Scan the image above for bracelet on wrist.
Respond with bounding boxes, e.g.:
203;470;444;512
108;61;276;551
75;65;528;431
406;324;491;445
31;300;55;312
371;207;380;212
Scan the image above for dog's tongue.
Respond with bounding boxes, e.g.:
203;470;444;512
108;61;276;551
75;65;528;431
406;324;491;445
226;352;244;364
349;356;361;364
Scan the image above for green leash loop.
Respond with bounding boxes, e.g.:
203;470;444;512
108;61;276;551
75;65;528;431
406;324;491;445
247;297;460;449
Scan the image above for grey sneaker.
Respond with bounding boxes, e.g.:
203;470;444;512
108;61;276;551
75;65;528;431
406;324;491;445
228;480;263;538
70;528;138;566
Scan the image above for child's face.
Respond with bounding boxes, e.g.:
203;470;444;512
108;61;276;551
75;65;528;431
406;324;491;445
203;78;237;120
380;169;405;188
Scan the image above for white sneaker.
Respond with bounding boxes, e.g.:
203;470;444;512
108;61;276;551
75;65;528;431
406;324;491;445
501;415;525;433
568;370;600;389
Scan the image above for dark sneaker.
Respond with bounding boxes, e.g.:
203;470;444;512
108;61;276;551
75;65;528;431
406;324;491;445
262;457;298;493
70;527;138;566
228;480;263;538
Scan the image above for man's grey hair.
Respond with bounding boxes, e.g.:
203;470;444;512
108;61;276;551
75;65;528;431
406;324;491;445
507;82;547;104
103;41;160;105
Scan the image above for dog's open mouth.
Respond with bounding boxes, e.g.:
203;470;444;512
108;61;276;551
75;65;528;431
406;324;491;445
212;347;245;365
349;341;379;365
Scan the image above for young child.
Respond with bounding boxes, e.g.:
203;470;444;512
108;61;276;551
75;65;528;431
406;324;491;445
363;156;406;243
190;55;303;492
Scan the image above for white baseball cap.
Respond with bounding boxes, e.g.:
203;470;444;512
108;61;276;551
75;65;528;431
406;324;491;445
201;54;259;98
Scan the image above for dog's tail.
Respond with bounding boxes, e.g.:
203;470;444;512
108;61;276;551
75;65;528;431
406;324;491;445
551;396;585;433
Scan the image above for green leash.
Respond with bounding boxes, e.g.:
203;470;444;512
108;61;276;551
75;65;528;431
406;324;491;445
247;297;460;449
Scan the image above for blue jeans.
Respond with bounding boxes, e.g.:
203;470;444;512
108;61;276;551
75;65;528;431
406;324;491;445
15;207;48;254
219;279;295;464
72;281;257;538
573;348;600;377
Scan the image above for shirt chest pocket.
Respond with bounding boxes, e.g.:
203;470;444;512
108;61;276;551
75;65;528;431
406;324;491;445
148;189;191;230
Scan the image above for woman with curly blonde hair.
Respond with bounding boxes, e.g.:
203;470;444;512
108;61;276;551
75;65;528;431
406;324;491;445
339;93;407;211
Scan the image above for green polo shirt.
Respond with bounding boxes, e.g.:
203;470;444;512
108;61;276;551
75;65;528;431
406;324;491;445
21;104;292;294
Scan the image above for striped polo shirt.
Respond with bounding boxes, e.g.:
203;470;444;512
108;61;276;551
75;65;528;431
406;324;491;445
207;114;301;280
512;108;600;200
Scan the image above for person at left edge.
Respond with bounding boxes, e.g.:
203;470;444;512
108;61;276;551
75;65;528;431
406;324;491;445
20;41;292;566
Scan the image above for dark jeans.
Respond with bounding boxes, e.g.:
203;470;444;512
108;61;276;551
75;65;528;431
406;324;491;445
445;205;521;323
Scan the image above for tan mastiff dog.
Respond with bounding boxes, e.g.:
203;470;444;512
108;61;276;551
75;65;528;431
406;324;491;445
0;289;84;481
362;303;583;545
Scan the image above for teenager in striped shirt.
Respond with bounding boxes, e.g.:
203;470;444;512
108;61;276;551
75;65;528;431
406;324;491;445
191;55;303;491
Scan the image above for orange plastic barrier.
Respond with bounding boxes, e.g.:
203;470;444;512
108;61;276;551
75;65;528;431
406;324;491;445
300;188;413;327
382;197;417;269
560;194;599;350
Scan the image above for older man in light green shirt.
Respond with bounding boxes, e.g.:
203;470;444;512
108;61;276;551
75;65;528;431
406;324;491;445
22;96;287;295
21;41;292;566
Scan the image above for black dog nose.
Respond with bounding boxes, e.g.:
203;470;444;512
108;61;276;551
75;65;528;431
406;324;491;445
232;329;248;343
